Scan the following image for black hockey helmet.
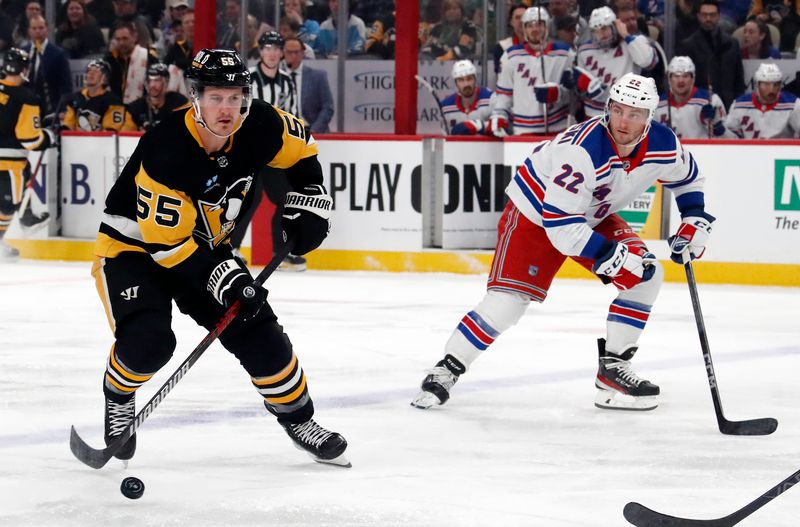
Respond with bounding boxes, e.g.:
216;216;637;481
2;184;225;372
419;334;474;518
258;30;284;49
185;49;252;137
147;62;170;79
85;59;111;84
1;47;31;77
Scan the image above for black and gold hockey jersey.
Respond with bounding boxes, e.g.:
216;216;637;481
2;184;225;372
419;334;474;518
61;88;137;132
94;99;322;285
126;91;189;131
0;78;52;172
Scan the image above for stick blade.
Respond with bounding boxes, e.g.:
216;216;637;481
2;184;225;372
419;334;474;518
720;417;778;436
624;502;731;527
69;426;114;469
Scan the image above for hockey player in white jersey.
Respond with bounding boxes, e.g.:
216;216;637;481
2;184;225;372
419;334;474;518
578;6;658;118
655;56;727;138
491;7;587;136
725;63;800;139
440;60;495;135
412;73;715;413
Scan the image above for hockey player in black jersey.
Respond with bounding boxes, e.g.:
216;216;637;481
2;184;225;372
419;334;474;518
91;49;349;467
0;48;55;259
126;62;189;131
60;59;137;132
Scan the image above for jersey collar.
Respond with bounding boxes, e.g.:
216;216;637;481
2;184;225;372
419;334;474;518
669;86;698;108
607;132;649;173
184;107;235;154
456;92;480;113
752;91;779;112
523;41;552;57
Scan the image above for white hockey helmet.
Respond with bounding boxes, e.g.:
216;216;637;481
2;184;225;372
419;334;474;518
451;59;477;81
667;56;696;76
604;73;660;146
589;6;616;29
522;6;550;26
753;62;782;84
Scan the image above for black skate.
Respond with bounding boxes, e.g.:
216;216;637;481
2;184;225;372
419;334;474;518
104;394;137;462
278;254;306;272
410;355;465;409
282;419;350;467
19;207;50;236
595;338;659;411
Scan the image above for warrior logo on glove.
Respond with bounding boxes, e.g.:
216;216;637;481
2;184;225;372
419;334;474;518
282;184;333;255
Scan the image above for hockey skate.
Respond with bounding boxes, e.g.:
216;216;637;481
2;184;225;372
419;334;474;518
278;254;306;272
282;418;350;467
18;207;50;237
0;241;19;260
104;394;137;463
410;355;464;409
595;338;659;411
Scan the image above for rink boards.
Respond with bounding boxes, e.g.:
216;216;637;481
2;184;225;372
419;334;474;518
7;133;800;286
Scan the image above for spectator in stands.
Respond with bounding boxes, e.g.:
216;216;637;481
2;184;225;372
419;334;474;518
655;55;728;138
420;0;479;61
22;15;72;121
111;0;155;48
547;0;588;42
56;0;107;59
279;16;316;58
677;0;744;109
236;14;263;60
675;0;700;43
363;10;395;59
749;0;800;53
165;8;193;71
637;0;665;32
156;0;189;53
441;59;494;135
126;62;188;130
725;62;800;138
105;21;159;103
217;0;241;49
493;3;526;73
0;12;13;51
283;0;320;49
12;0;43;48
316;0;367;57
740;18;781;58
610;0;651;36
283;36;334;133
553;15;579;49
60;59;137;131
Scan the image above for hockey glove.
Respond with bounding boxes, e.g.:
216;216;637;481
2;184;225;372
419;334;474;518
207;259;267;322
700;103;716;122
560;69;575;90
534;82;560;104
282;184;333;255
668;210;715;264
712;121;726;137
450;119;483;135
573;67;603;99
488;115;509;137
592;241;657;291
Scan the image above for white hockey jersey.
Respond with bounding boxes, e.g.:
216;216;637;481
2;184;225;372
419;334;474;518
724;91;800;139
494;41;575;134
440;86;494;132
506;116;706;259
654;87;727;139
577;35;658;117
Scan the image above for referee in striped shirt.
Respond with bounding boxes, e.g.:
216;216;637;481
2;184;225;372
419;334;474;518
231;31;307;271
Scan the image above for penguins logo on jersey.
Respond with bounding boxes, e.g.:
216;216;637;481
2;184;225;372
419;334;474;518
78;109;103;131
195;176;252;247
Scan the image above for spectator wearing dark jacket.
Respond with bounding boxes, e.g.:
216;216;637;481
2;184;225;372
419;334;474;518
56;0;107;58
23;15;73;118
677;0;745;109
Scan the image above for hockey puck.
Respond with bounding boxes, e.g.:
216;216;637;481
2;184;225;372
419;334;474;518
120;476;145;499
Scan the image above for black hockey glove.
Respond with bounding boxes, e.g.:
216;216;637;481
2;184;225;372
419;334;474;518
282;184;333;255
207;259;267;322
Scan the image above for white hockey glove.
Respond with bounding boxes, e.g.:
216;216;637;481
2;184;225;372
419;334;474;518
668;211;715;264
592;241;657;291
488;115;509;138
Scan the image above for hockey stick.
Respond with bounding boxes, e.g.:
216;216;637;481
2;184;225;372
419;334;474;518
16;148;50;235
623;467;800;526
415;74;450;135
70;240;295;469
684;260;778;436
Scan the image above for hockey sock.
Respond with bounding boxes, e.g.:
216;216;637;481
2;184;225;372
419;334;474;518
605;263;663;354
445;290;530;371
251;352;312;423
103;345;155;402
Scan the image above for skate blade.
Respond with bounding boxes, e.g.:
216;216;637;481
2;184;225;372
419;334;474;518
594;388;658;411
410;391;442;409
277;262;306;272
311;452;351;468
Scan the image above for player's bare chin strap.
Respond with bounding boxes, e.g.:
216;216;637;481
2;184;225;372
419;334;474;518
445;290;530;371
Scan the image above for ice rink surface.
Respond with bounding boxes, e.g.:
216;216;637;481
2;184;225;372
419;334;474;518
1;260;799;526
